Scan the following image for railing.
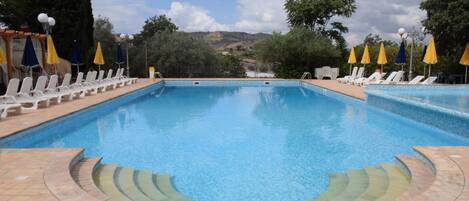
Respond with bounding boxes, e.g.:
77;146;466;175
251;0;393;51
301;72;312;80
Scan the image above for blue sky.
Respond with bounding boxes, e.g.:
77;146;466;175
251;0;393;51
91;0;425;46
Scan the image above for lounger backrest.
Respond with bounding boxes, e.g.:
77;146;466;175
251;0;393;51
421;76;437;85
350;67;358;77
97;70;105;81
392;71;405;82
106;69;113;79
19;77;33;94
34;76;48;92
408;76;424;84
356;67;365;79
84;71;93;83
365;72;380;82
75;72;83;84
62;73;71;87
113;69;120;79
47;75;58;90
382;72;397;84
91;71;98;82
5;79;20;96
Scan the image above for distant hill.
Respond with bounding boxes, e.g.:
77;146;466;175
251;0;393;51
186;31;271;55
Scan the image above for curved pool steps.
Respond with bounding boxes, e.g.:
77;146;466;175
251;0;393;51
136;170;169;201
330;169;369;201
394;155;434;201
71;157;111;201
311;164;410;201
356;166;389;201
311;173;349;201
375;163;410;201
91;163;192;201
44;149;104;201
94;164;133;201
116;167;153;201
156;174;193;201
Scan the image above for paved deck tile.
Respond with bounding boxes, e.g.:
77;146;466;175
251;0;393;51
302;80;366;100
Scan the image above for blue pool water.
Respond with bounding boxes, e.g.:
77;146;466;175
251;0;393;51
2;81;469;201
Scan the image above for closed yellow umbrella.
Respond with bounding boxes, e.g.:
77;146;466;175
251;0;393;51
347;47;357;74
423;37;438;77
361;44;371;66
47;35;60;64
377;42;387;72
93;42;105;71
0;47;6;64
460;43;469;83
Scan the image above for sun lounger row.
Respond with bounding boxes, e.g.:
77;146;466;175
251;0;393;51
337;67;437;86
0;68;137;120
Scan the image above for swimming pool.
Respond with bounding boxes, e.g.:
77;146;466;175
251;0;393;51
2;80;468;201
366;85;469;136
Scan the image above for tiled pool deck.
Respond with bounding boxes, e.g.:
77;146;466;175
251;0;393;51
0;78;468;201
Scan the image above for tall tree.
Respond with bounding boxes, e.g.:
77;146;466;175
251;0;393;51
0;0;94;69
256;27;341;78
284;0;356;53
420;0;469;56
133;14;179;46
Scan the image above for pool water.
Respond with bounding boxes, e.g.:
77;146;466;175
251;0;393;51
3;84;469;201
393;92;469;114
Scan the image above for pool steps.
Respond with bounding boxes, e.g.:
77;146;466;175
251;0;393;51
92;164;193;201
33;146;469;201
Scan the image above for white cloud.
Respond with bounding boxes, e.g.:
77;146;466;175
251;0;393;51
234;0;288;33
91;0;427;46
91;0;157;34
164;2;229;32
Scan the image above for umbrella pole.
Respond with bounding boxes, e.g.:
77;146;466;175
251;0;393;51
30;68;33;78
98;65;101;72
429;65;432;77
349;64;352;75
381;64;383;73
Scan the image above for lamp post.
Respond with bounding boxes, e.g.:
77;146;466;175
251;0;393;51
398;27;422;81
37;13;56;75
120;34;134;77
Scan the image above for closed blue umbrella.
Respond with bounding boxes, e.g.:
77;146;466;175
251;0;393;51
395;41;406;70
70;40;83;73
116;44;124;66
21;36;40;77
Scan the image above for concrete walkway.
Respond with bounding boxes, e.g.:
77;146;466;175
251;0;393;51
302;80;366;100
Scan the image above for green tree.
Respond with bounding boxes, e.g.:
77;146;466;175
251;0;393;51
255;27;341;78
284;0;356;52
420;0;469;75
221;55;246;78
137;15;178;42
131;31;221;78
0;0;94;69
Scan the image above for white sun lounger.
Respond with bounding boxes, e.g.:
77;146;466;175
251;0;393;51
58;73;86;98
0;98;22;119
347;67;365;84
338;67;358;83
7;78;49;110
398;75;425;85
420;76;438;85
368;71;397;85
32;76;62;104
44;75;75;102
352;71;381;86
